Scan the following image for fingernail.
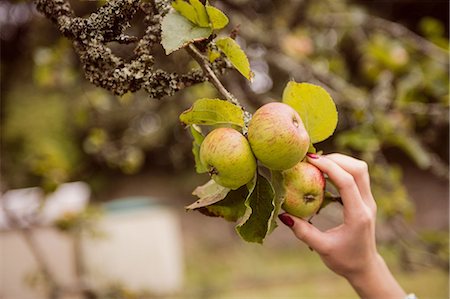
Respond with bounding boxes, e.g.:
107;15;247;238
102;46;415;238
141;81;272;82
278;213;294;227
307;153;319;159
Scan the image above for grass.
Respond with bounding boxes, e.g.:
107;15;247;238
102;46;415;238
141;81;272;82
183;233;449;299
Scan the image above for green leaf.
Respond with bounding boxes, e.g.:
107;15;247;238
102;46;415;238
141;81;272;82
179;98;245;127
268;170;286;233
236;174;275;243
216;37;254;81
206;5;229;29
282;82;338;144
197;186;247;221
190;125;208;173
207;48;221;63
161;11;212;55
190;0;209;27
172;0;198;24
186;180;231;209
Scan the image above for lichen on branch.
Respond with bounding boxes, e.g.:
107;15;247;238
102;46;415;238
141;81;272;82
34;0;225;98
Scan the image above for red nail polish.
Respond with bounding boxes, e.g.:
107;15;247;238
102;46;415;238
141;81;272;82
307;153;319;159
278;213;294;227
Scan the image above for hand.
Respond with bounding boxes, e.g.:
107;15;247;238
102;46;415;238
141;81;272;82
278;153;407;299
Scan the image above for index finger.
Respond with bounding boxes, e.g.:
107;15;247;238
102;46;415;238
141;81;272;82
306;155;365;219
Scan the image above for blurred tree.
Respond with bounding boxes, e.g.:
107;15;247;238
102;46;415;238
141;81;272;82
1;0;448;276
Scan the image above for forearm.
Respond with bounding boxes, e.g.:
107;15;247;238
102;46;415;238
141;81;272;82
346;254;407;299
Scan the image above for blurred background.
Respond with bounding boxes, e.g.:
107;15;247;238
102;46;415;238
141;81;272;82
0;0;448;298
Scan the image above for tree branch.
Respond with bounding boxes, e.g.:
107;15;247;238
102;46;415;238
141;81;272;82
34;0;222;98
1;202;61;299
314;13;449;65
186;44;242;108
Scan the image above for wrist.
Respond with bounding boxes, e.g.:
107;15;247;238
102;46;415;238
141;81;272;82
345;254;406;299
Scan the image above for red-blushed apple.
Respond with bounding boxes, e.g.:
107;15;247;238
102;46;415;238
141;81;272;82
247;102;310;170
200;127;256;190
282;161;325;218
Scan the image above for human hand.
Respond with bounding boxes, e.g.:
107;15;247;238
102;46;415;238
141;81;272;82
278;153;407;299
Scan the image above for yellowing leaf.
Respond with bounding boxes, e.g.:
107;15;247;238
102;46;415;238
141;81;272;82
216;37;254;81
189;185;247;222
186;180;231;209
207;48;221;63
190;0;209;27
161;11;212;55
206;5;229;29
282;82;338;144
179;98;245;127
172;0;198;24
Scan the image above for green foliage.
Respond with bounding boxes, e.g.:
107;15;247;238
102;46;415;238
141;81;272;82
190;125;208;173
269;170;286;233
195;186;247;222
179;98;245;127
186;179;231;209
371;164;414;220
163;0;229;54
182;77;341;243
236;174;276;243
205;4;229;30
3;88;81;189
216;37;254;80
172;0;209;27
171;0;229;29
161;11;212;54
282;82;338;144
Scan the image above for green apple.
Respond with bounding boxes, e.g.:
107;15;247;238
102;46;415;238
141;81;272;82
200;127;256;190
247;102;310;170
282;161;325;218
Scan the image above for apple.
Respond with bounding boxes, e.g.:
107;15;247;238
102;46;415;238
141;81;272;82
200;127;256;190
282;161;325;218
247;102;310;170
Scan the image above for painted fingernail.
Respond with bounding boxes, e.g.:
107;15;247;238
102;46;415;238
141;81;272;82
307;153;319;159
278;213;294;227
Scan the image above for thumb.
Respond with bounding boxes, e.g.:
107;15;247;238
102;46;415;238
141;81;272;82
278;213;328;252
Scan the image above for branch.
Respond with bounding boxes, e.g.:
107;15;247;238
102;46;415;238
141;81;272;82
186;44;242;108
34;0;220;98
1;202;61;299
314;13;449;65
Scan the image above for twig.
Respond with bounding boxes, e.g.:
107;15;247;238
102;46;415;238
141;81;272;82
314;13;449;65
186;44;242;108
1;201;61;299
34;0;213;98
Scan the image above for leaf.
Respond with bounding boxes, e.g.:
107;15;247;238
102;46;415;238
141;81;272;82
236;174;275;244
190;125;208;173
197;186;247;221
172;0;198;24
161;11;212;55
186;180;231;209
179;98;245;127
206;5;229;29
268;170;286;233
207;48;221;63
190;0;209;27
282;82;338;144
216;37;254;81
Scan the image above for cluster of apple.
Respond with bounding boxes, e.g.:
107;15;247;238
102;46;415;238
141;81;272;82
200;102;325;219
